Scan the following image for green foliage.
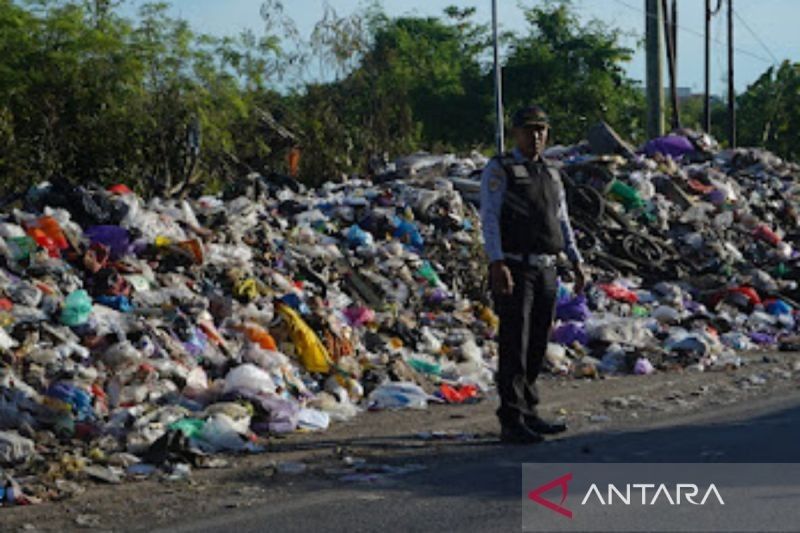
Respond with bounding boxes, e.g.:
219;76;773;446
504;0;645;146
737;61;800;160
0;0;293;195
2;0;792;194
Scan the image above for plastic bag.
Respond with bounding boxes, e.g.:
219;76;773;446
0;431;35;464
633;357;654;375
346;225;374;247
753;224;781;246
608;180;646;211
224;364;276;396
392;216;424;249
407;357;442;376
599;284;639;304
241;323;277;351
342;306;375;327
25;216;69;257
297;408;330;431
417;261;441;287
438;384;479;404
197;414;247;452
652;305;681;324
556;294;592;321
84;226;131;260
276;304;331;374
765;299;792;316
61;290;93;327
551;322;589;346
545;343;570;374
96;295;134;313
368;382;429;410
7;236;36;261
256;395;300;434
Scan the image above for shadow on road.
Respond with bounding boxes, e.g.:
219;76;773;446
253;402;800;503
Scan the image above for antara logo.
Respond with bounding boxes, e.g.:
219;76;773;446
529;474;725;519
528;473;574;519
581;483;725;506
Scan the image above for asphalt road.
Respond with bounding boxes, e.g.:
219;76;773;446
160;398;800;533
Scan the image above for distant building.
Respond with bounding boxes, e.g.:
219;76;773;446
665;87;694;100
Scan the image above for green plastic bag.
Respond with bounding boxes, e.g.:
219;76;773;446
60;290;93;327
169;418;206;439
408;358;442;376
417;261;440;287
8;236;36;261
608;180;646;211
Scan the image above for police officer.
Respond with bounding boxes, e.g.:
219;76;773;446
480;105;587;444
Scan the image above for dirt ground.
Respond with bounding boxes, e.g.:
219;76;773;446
4;349;800;532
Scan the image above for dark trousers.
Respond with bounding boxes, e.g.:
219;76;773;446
493;262;558;428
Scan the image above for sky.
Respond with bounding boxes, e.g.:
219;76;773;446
122;0;799;95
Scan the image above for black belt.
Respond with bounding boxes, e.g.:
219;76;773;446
504;253;556;268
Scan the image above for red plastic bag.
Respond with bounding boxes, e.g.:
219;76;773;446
24;216;68;257
107;184;133;195
728;286;761;306
753;224;781;246
439;384;479;404
599;284;638;304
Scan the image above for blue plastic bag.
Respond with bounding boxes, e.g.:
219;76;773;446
392;216;424;250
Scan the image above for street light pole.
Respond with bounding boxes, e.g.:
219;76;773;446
492;0;504;155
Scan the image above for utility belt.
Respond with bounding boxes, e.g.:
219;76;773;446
504;252;557;269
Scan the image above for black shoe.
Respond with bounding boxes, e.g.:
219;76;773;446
501;424;545;444
525;417;568;435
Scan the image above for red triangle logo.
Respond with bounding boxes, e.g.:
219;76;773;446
528;472;573;519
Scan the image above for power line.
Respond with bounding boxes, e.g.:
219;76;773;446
609;0;773;64
733;8;779;64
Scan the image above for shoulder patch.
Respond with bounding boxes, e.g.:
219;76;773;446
489;176;502;192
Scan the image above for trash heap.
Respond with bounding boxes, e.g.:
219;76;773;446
2;126;800;503
0;175;493;504
446;127;800;379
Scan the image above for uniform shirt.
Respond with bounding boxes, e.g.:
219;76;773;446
480;148;584;265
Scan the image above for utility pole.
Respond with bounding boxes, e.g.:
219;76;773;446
492;0;504;155
704;0;711;133
645;0;664;139
662;0;680;130
727;0;736;147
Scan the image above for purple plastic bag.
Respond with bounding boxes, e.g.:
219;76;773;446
556;294;592;322
634;357;655;375
644;135;695;159
257;395;300;434
750;331;776;345
84;225;131;260
551;322;589;346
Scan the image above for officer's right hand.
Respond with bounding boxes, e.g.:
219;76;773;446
490;261;514;296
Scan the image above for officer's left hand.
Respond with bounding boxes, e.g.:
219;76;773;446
573;263;587;294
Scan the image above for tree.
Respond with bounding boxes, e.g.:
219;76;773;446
503;0;645;146
737;61;800;161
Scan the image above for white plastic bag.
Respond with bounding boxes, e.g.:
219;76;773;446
367;382;429;410
224;364;276;396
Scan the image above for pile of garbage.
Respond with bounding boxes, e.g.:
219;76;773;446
445;125;800;378
3;124;800;504
0;175;492;504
